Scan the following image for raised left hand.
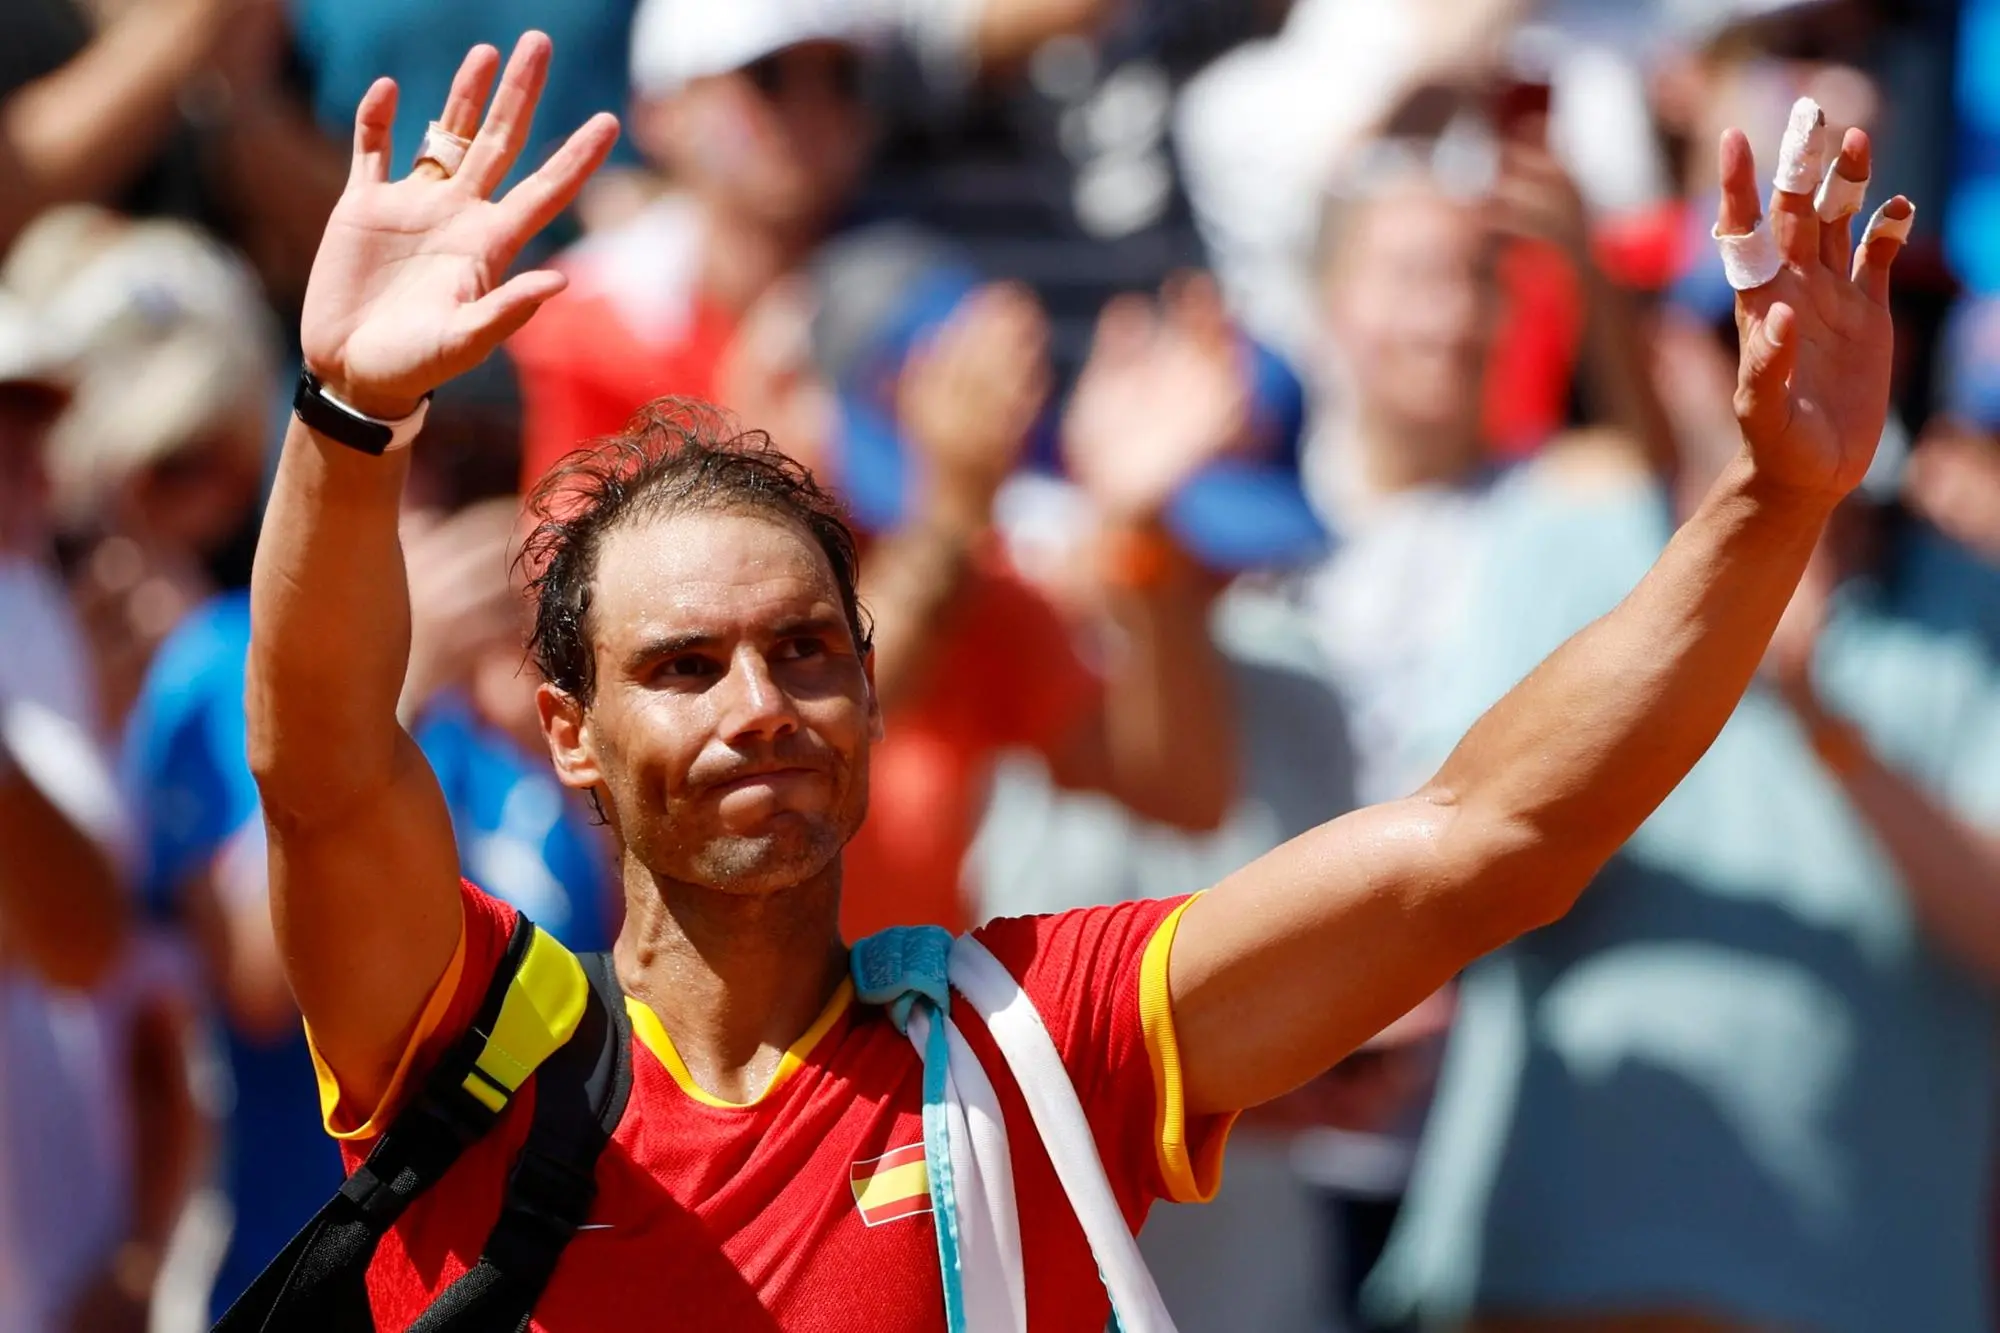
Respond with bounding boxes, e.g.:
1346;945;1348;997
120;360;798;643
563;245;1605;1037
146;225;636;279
1716;114;1910;501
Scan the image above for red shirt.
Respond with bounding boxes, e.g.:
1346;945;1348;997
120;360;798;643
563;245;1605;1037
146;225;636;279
312;882;1233;1331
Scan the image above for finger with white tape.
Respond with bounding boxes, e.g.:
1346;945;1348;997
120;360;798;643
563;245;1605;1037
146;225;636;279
1859;198;1914;247
1713;219;1783;291
1852;196;1914;305
1814;162;1867;224
1772;98;1829;196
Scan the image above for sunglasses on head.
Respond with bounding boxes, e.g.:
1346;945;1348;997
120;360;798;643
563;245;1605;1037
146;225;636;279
743;46;864;103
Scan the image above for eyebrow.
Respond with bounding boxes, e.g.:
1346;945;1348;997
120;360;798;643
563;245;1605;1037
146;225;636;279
622;631;721;675
619;614;850;675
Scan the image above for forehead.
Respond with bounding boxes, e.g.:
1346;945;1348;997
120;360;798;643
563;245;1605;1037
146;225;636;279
1334;184;1488;278
588;506;844;644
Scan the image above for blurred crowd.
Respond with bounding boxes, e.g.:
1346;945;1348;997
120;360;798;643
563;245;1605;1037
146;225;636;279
2;0;1999;1329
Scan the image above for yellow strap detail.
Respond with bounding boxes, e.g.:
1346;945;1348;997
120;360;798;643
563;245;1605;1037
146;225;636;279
463;926;588;1107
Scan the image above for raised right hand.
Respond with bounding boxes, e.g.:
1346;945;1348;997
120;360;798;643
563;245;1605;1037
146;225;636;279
299;34;619;420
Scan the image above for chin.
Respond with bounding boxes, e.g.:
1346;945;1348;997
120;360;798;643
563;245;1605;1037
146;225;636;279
681;824;845;895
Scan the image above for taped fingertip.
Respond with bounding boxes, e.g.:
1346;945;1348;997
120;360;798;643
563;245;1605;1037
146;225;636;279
1814;164;1868;224
1861;198;1915;246
1773;97;1828;195
1713;218;1784;290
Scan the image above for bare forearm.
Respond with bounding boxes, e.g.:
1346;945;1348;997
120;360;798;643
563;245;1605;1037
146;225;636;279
1580;265;1680;480
1094;555;1235;829
0;773;124;988
1428;455;1828;900
0;0;221;249
1806;714;2000;978
246;419;414;825
858;493;985;711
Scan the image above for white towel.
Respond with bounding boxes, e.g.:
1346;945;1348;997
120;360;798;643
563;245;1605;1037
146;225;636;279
897;938;1180;1333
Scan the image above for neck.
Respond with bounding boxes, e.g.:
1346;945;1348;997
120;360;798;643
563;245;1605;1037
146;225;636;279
695;195;815;317
614;853;849;1104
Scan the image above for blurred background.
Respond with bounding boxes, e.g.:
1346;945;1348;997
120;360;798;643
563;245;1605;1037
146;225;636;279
3;0;2000;1329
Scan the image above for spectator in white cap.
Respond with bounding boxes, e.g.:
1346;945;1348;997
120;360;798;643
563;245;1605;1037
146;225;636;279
4;204;276;729
507;0;880;490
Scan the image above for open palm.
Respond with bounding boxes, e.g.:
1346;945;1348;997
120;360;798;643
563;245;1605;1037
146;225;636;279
1063;274;1250;523
1718;117;1910;500
300;36;619;421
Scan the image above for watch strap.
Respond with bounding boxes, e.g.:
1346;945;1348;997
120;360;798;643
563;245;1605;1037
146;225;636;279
294;367;431;456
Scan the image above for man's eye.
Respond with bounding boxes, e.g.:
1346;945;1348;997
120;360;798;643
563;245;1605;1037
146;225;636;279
776;637;825;661
663;656;717;679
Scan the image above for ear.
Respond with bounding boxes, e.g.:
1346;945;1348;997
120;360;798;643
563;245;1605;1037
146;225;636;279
861;648;885;744
537;681;606;796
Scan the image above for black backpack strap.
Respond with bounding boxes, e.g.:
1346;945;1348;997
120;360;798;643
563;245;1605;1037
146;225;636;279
214;915;592;1332
406;950;634;1333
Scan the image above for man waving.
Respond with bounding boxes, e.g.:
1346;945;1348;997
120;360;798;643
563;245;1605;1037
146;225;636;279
247;33;1909;1330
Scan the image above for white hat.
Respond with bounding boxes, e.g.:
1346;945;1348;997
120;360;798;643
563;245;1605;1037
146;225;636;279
3;206;276;523
0;291;76;392
629;0;880;99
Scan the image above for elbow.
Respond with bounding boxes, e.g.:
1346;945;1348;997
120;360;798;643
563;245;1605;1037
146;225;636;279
1414;780;1602;948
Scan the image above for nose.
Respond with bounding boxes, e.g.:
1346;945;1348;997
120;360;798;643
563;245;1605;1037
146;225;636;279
716;644;802;746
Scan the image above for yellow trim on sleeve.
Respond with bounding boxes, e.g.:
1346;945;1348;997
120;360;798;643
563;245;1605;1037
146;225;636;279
627;978;854;1109
1140;895;1237;1203
308;921;469;1142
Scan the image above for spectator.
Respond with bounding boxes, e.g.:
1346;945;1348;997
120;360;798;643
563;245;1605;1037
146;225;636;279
1304;112;1673;806
507;0;877;487
2;205;274;728
0;0;348;311
0;293;203;1333
768;224;1245;938
121;360;614;1321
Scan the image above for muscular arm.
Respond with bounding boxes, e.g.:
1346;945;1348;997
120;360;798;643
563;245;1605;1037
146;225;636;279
247;420;463;1104
1173;458;1825;1109
247;35;617;1109
1169;117;1914;1114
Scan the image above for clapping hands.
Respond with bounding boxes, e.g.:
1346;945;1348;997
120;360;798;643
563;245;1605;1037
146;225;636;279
1063;274;1250;526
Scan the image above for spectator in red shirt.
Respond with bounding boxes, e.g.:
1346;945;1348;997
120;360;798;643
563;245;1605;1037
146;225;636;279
773;226;1261;938
506;0;875;487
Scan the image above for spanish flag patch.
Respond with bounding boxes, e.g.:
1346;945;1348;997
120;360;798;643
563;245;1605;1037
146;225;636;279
850;1142;932;1226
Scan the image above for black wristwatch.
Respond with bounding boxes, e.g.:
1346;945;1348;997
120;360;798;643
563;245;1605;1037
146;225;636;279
293;367;431;456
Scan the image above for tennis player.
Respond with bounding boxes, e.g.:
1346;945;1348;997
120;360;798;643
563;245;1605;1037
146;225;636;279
251;33;1909;1329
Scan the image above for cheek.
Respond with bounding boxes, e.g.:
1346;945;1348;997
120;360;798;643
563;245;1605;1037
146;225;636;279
596;693;706;803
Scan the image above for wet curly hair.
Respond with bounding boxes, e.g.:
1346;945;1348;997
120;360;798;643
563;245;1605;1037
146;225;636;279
519;397;872;706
